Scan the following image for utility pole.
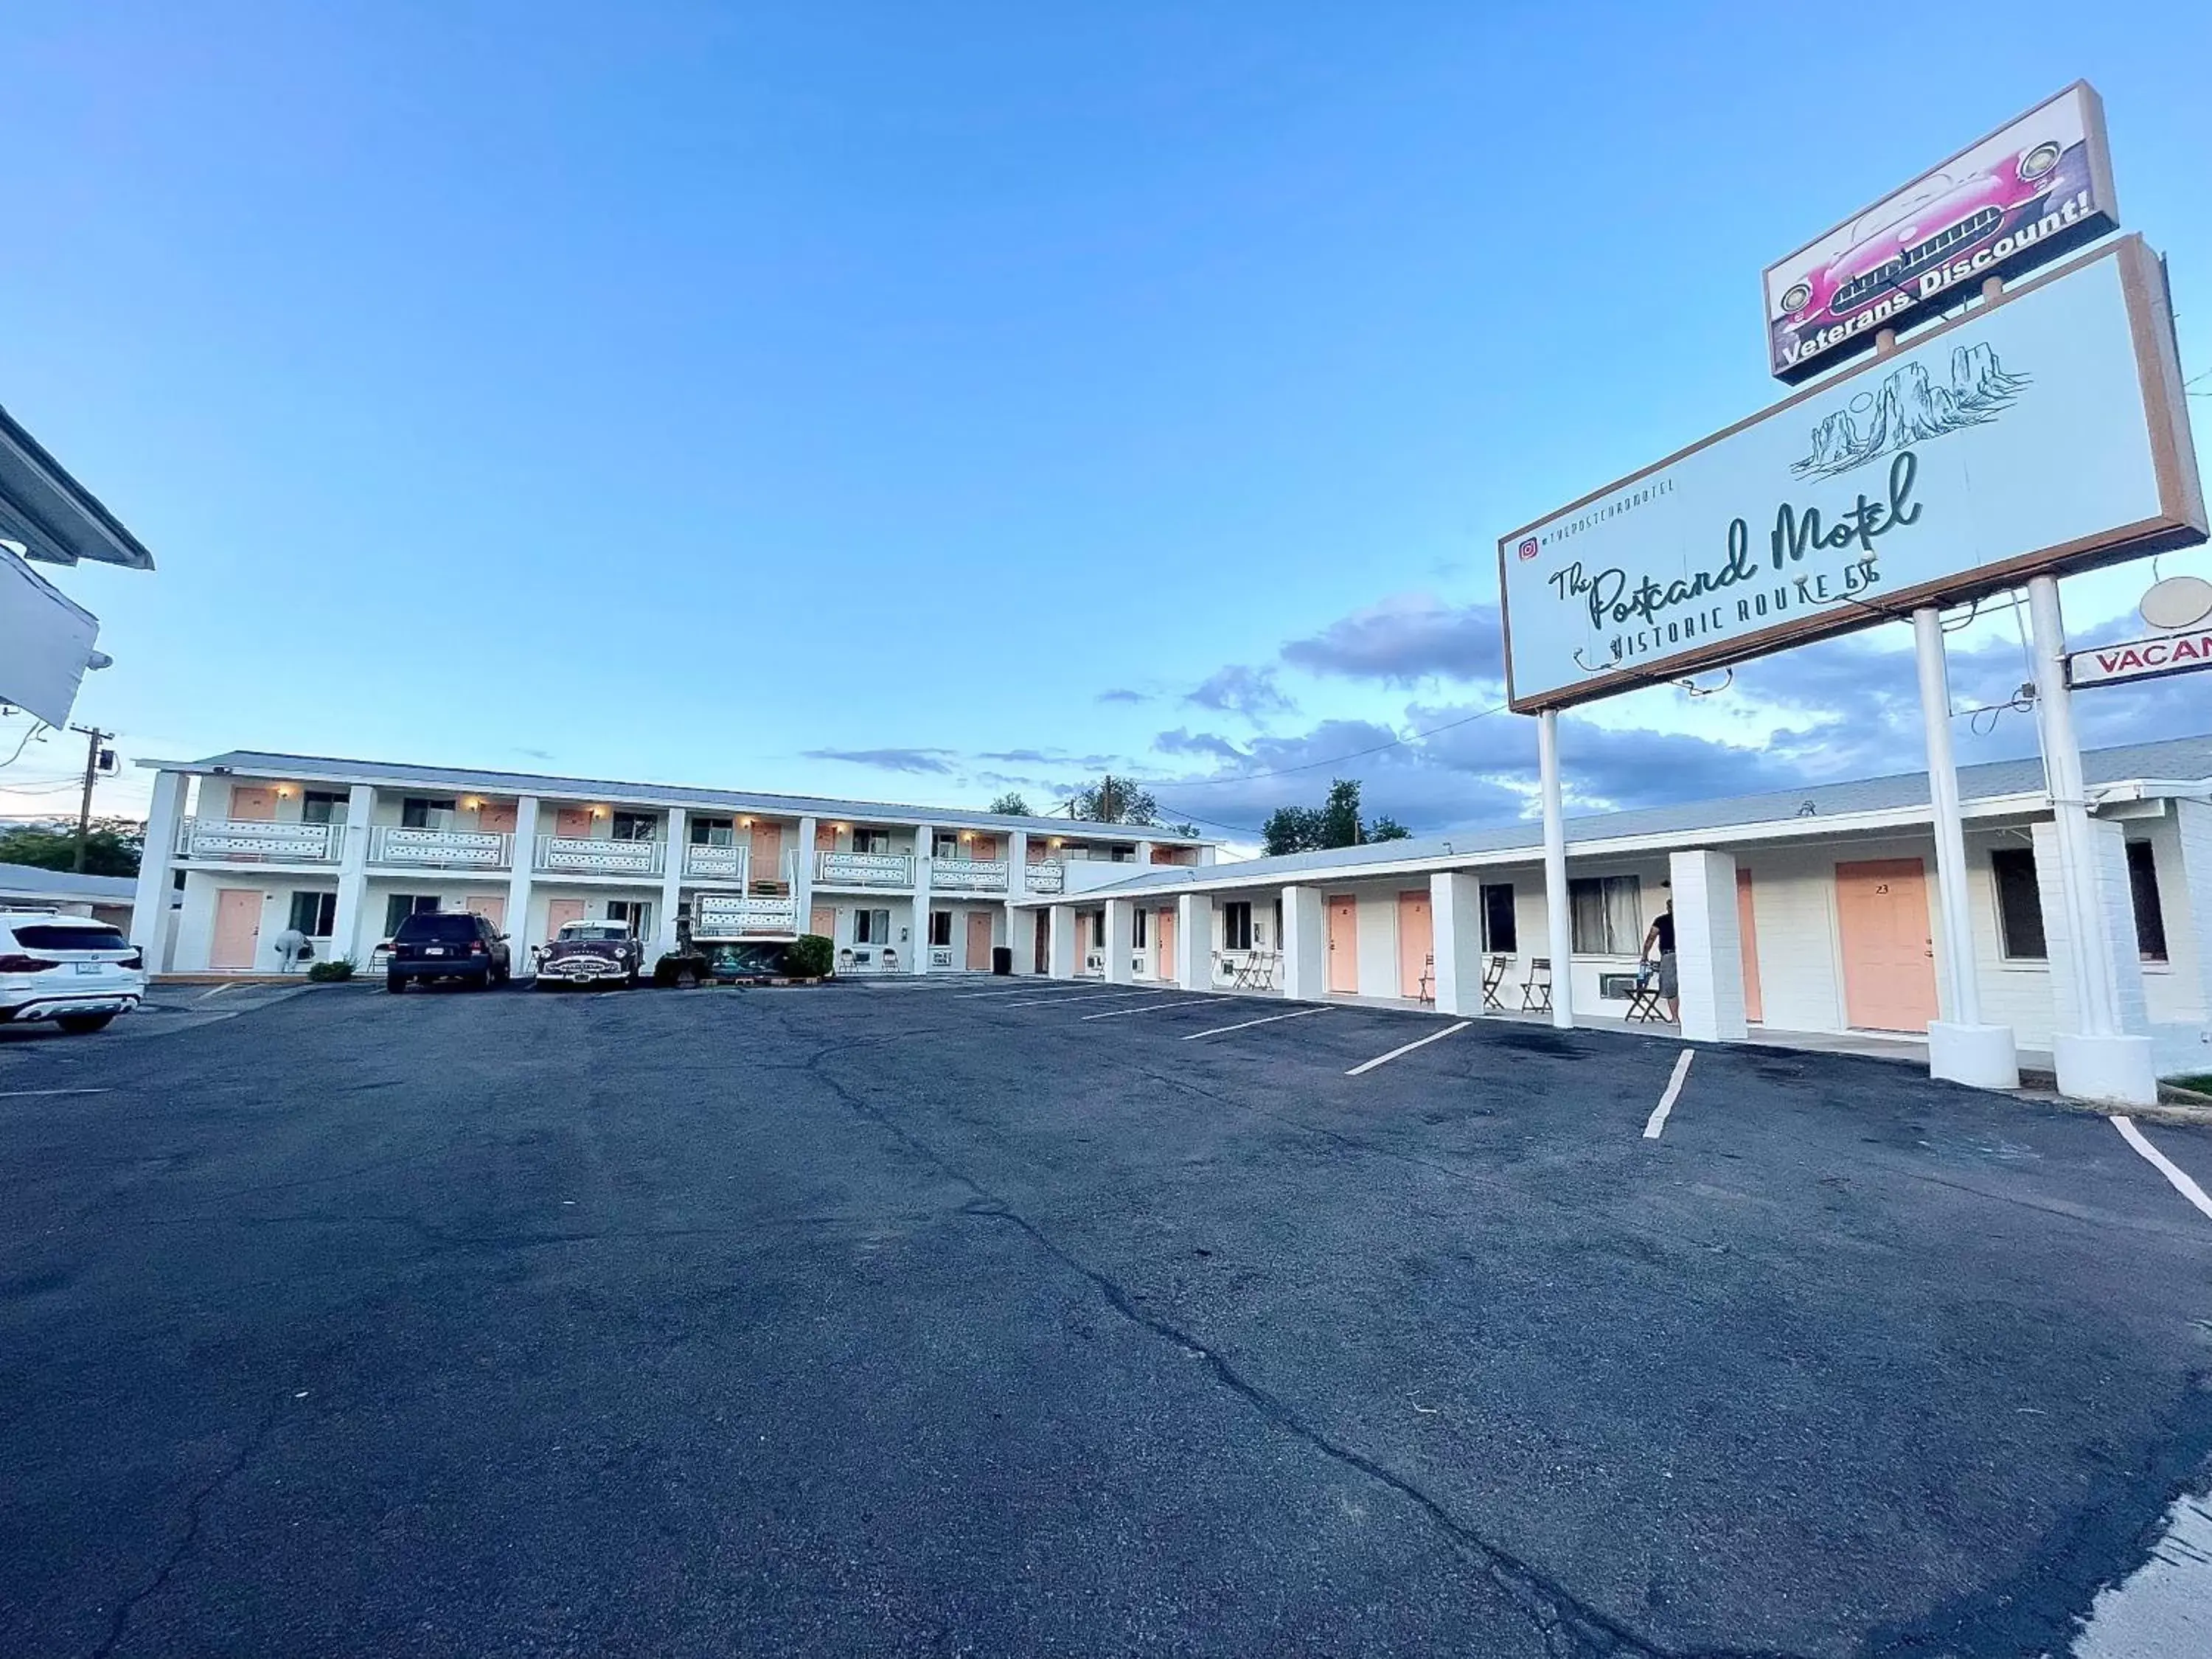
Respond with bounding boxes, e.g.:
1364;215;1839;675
69;725;113;872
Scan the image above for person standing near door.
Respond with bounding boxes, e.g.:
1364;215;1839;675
1641;884;1678;1023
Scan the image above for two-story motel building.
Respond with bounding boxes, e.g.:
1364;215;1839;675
128;753;1213;978
132;737;2212;1086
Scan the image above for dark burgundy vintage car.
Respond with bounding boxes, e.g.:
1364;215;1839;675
534;920;644;989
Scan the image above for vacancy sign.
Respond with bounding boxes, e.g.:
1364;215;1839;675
2068;630;2212;690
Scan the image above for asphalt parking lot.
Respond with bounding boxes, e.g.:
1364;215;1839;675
4;977;2212;1658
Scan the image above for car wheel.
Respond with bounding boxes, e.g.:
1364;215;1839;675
387;973;406;994
55;1012;114;1034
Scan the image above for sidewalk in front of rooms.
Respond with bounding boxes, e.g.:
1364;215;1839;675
1052;975;2055;1075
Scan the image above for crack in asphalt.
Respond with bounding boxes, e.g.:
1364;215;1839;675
794;1034;1811;1659
89;1394;288;1659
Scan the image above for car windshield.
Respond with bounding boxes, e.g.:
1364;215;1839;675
10;923;131;952
562;925;627;942
394;914;479;943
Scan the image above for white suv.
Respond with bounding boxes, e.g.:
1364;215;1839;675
0;911;146;1034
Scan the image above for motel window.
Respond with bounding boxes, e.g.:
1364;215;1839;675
1991;847;2047;961
288;891;338;937
691;817;735;846
383;894;440;936
1568;875;1641;956
854;908;892;945
929;910;953;947
853;828;891;855
2129;841;2168;963
299;790;348;825
1270;898;1281;947
1481;883;1518;955
611;812;658;843
933;833;961;860
400;797;457;830
606;900;652;936
1222;902;1253;953
1132;909;1148;948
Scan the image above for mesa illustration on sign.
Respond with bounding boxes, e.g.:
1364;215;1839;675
1763;83;2118;383
1496;237;2205;714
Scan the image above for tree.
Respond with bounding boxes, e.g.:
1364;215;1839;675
0;815;145;878
1166;821;1201;838
988;791;1032;816
1257;779;1409;857
1070;774;1158;826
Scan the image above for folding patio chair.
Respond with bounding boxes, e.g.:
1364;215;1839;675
1624;962;1669;1023
1520;956;1552;1013
1417;953;1435;1006
1481;953;1509;1013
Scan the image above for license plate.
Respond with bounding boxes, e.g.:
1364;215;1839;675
74;962;100;975
425;947;447;956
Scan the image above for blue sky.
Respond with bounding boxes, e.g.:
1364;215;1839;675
7;1;2211;843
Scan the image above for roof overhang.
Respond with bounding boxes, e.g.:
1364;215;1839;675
1012;782;2211;905
0;405;155;571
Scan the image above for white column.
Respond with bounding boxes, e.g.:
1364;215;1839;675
1135;838;1155;869
130;769;187;969
505;796;540;975
911;825;933;973
2169;799;2212;1026
1914;606;2020;1087
1538;709;1575;1029
1280;886;1326;1002
1004;830;1029;967
329;784;376;964
1668;849;1747;1044
1104;898;1135;984
1175;894;1208;990
1048;904;1077;978
2027;577;2155;1105
655;807;686;961
1429;871;1485;1017
794;815;818;935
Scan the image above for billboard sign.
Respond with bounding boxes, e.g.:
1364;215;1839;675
1764;83;2118;383
1498;237;2204;714
2067;630;2212;691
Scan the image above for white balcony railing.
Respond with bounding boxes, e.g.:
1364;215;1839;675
368;826;512;869
929;857;1008;894
534;835;666;877
1023;860;1065;894
815;850;914;888
177;817;343;864
682;842;749;883
692;893;799;938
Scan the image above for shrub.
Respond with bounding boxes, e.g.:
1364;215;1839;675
783;933;834;978
306;956;358;983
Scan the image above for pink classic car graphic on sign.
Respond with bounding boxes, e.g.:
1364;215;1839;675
1763;84;2115;382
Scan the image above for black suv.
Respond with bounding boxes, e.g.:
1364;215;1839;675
386;911;512;992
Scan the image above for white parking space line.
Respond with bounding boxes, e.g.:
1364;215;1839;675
1642;1050;1695;1140
957;986;1094;1000
0;1088;112;1099
1079;998;1214;1022
1181;1006;1328;1041
995;990;1175;1009
1344;1021;1471;1077
2113;1116;2212;1224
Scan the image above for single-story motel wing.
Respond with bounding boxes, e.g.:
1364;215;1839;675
133;735;2212;1084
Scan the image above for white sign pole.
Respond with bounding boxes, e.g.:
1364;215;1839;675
1913;605;2019;1087
1537;709;1574;1031
2025;574;2156;1103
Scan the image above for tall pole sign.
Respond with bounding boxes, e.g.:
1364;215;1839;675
1492;82;2202;1107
